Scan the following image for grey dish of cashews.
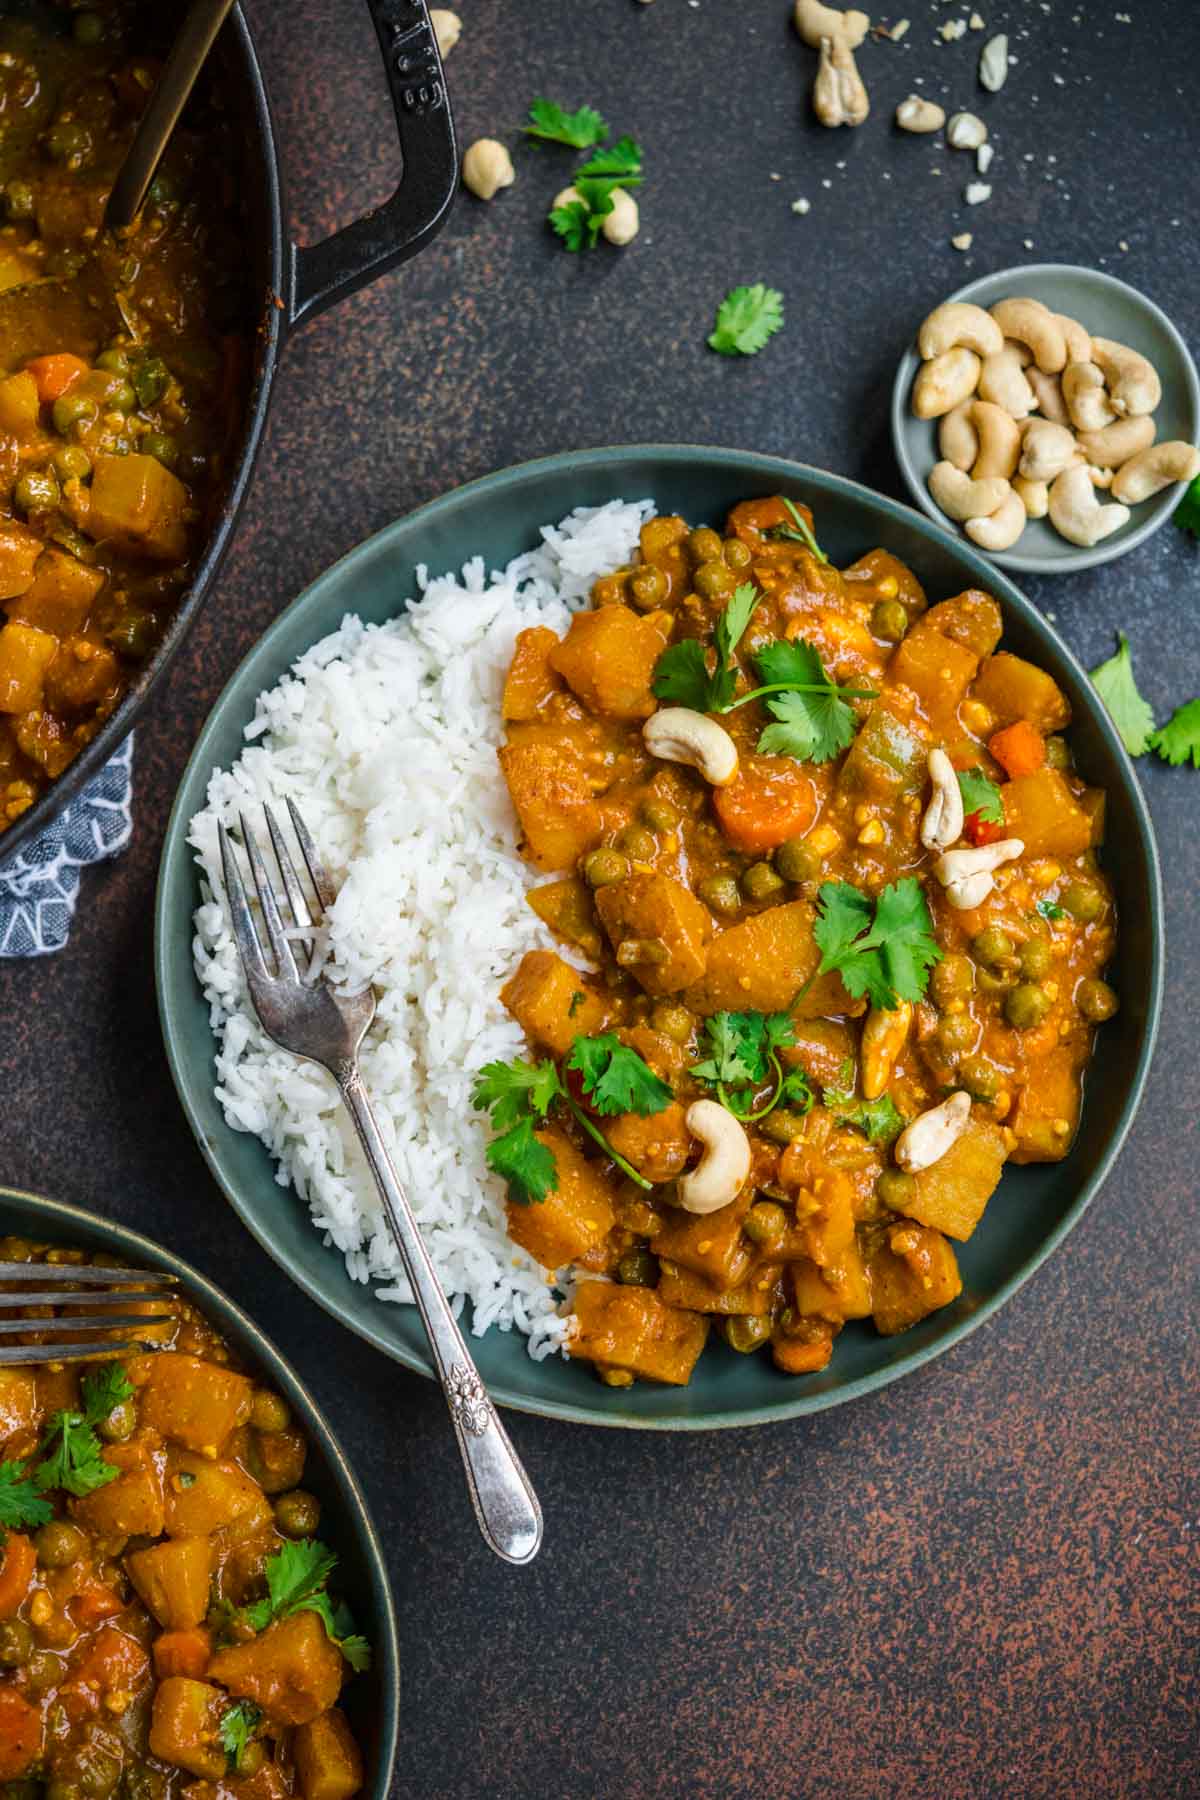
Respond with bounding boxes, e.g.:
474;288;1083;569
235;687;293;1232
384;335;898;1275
891;264;1200;573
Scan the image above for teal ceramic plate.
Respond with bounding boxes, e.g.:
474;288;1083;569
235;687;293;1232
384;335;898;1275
155;447;1163;1430
0;1187;399;1792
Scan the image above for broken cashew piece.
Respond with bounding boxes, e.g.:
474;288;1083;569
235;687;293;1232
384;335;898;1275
918;301;1003;361
1090;337;1162;418
1110;441;1200;504
894;1091;972;1174
1019;418;1080;483
813;34;870;127
1012;475;1049;519
1025;366;1071;426
1048;463;1131;546
913;348;982;419
861;1002;913;1101
430;9;461;56
928;461;1009;524
677;1100;752;1215
1076;415;1156;468
1062;362;1117;433
920;746;965;853
965;489;1026;552
989;299;1067;374
934;839;1024;914
946;111;988;150
970;400;1021;480
897;95;945;132
979;346;1036;419
793;0;870;48
643;708;738;786
462;139;515;201
978;32;1009;92
939;401;979;473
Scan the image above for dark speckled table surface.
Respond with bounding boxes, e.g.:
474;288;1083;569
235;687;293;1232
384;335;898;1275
2;2;1198;1796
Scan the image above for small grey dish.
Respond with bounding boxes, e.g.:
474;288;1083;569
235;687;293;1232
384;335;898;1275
891;263;1200;575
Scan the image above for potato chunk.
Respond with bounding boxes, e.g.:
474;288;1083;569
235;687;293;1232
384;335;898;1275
0;372;41;442
866;1224;962;1335
294;1708;365;1800
568;1281;709;1385
888;627;980;722
164;1451;265;1538
502;626;565;721
0;1369;37;1447
504;1126;616;1270
126;1536;213;1630
148;1676;228;1780
0;621;57;713
651;1194;752;1289
85;453;189;560
548;605;667;721
500;949;607;1057
898;1116;1007;1241
498;734;602;872
683;901;844;1018
604;1101;691;1183
207;1611;344;1726
73;1434;165;1537
970;651;1071;733
595;872;710;996
1001;768;1092;858
5;548;106;637
126;1353;253;1454
791;1244;873;1324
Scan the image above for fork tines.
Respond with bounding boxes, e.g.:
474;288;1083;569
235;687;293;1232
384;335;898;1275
218;800;334;984
0;1263;178;1363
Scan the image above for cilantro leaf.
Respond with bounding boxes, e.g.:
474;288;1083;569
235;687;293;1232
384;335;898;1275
549;200;602;253
567;1034;672;1117
690;1011;798;1121
0;1459;53;1534
472;1059;562;1131
749;638;870;765
81;1366;133;1429
778;1067;816;1112
765;497;829;565
242;1539;372;1672
824;1081;905;1144
753;637;825;694
712;583;760;685
811;878;941;1011
34;1411;117;1499
1174;474;1200;539
524;98;609;148
708;284;784;357
219;1702;262;1770
871;878;944;1005
1149;697;1200;769
1037;898;1065;921
650;584;758;713
485;1117;559;1206
1090;633;1155;757
957;767;1003;823
576;135;643;181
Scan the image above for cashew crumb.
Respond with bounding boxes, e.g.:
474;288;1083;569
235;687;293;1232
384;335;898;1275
969;10;985;26
791;197;812;214
951;232;973;249
976;143;994;174
939;18;967;41
965;181;992;205
890;18;911;38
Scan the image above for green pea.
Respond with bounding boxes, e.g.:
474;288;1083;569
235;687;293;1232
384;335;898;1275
97;1398;136;1442
958;1054;1001;1101
1005;982;1052;1030
108;381;138;414
52;391;98;435
35;1519;86;1568
742;861;784;902
4;180;34;221
937;1012;977;1056
694;559;734;602
1062;881;1103;923
273;1489;321;1538
583;847;630;889
53;444;91;482
757;1108;809;1146
45;119;90;164
871;598;909;643
0;1619;33;1667
1044;735;1072;771
775;837;820;883
687;526;722;567
1018;937;1053;980
250;1389;291;1434
73;12;104;44
876;1168;917;1212
132;355;168;408
629;565;667;611
931;953;974;1007
721;1314;772;1353
650;1001;693;1043
1076;977;1118;1022
976;965;1017;994
14;470;60;514
742;1200;788;1249
723;537;753;572
698;873;741;917
640;796;678;831
616;824;656;861
106;612;157;660
95;349;131;376
972;925;1015;970
616;1248;659;1287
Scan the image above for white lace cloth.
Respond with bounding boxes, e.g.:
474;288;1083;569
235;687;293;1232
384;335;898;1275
0;735;134;956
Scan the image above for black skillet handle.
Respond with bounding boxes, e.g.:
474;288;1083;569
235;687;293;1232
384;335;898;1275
286;0;457;331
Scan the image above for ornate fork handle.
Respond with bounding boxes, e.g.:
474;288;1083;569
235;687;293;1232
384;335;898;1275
337;1064;542;1566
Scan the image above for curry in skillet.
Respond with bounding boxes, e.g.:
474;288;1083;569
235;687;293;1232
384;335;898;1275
478;497;1119;1385
0;1241;366;1799
0;2;247;828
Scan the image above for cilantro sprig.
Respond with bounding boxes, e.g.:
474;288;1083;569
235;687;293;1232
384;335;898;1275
822;1061;905;1144
1149;698;1200;769
957;767;1003;824
0;1460;52;1535
1088;632;1200;768
807;878;942;1013
764;496;829;565
243;1539;370;1672
219;1702;262;1771
524;99;609;149
690;1011;813;1122
709;284;784;357
33;1367;135;1500
566;1034;672;1116
1037;898;1065;922
651;583;759;713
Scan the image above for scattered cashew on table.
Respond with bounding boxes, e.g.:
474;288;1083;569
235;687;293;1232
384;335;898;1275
911;292;1200;552
794;0;871;128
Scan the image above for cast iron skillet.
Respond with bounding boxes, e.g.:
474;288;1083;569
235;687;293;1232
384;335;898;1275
0;0;457;868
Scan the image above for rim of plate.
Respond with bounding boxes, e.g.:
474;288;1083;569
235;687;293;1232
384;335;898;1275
154;444;1165;1429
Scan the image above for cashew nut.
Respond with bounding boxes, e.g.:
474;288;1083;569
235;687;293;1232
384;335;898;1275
1025;367;1071;426
462;139;515;201
1019;418;1080;482
793;0;870;48
965;489;1027;552
861;1002;913;1101
1048;463;1131;547
920;746;965;853
643;708;738;787
894;1091;971;1173
978;346;1036;419
978;32;1008;91
1075;415;1156;468
1062;361;1117;433
602;189;640;247
927;461;1009;524
939;401;979;472
1055;313;1092;364
677;1100;752;1215
430;8;461;56
946;111;988;150
1012;475;1049;519
913;348;982;419
813;34;870;127
934;839;1024;913
1089;466;1114;490
919;302;1003;363
970;400;1021;480
897;95;945;133
988;299;1067;374
1110;441;1200;505
1090;337;1162;418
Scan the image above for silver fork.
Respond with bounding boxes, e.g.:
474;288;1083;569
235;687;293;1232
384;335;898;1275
217;802;543;1567
0;1262;178;1363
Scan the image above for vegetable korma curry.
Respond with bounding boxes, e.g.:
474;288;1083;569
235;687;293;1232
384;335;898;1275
0;2;247;828
0;1242;367;1800
478;496;1119;1386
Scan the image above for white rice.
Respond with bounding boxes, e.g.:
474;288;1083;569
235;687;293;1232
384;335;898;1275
190;499;654;1360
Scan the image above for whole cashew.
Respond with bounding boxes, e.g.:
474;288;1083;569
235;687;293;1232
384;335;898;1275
920;746;965;852
1012;474;1049;519
1048;463;1131;546
988;298;1067;374
602;189;640;246
677;1100;752;1214
934;837;1024;910
965;489;1026;552
939;400;979;471
1055;313;1093;364
918;301;1003;361
1076;415;1156;468
1026;367;1070;425
913;348;983;419
861;1001;913;1101
896;95;945;133
643;708;739;786
978;31;1008;92
1063;361;1117;433
894;1091;971;1174
1110;441;1200;504
813;34;870;126
1019;418;1080;482
793;0;870;48
462;139;516;201
927;461;1009;524
978;346;1036;419
1090;337;1162;418
970;400;1021;479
